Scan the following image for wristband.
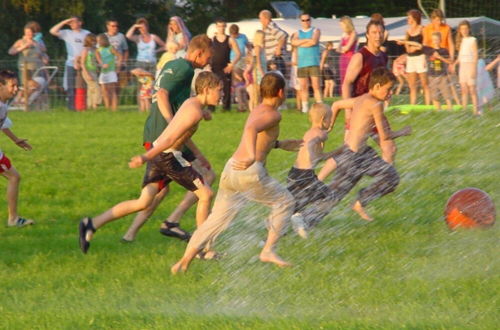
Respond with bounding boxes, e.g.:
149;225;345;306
140;155;148;163
274;140;280;149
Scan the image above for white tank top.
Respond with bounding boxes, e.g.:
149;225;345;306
137;36;157;63
458;36;476;63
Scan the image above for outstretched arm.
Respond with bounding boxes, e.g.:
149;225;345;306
2;128;31;151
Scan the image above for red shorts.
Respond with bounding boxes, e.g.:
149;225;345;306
0;154;12;173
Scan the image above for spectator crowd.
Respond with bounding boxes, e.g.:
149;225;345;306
6;9;499;113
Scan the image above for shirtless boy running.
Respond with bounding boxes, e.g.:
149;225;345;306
79;72;221;253
171;72;303;274
325;67;403;221
286;103;338;238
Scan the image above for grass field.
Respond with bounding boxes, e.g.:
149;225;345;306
0;101;499;329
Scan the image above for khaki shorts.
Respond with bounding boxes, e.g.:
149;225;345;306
429;75;451;101
297;65;320;78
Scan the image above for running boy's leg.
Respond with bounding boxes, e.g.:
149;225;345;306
172;183;244;274
350;147;399;220
2;165;34;226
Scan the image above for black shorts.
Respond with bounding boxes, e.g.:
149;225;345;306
322;67;335;80
287;167;332;213
142;151;204;192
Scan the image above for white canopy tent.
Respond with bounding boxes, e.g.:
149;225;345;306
206;15;499;47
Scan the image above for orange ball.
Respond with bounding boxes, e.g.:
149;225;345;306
444;188;496;230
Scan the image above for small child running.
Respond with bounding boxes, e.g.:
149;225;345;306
286;103;338;238
79;72;221;253
0;70;34;227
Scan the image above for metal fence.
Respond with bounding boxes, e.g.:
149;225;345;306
0;54;498;111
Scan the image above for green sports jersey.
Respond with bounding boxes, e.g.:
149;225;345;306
143;58;194;144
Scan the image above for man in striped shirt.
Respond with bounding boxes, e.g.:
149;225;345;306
259;10;288;75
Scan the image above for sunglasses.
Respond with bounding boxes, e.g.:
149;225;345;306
301;18;311;22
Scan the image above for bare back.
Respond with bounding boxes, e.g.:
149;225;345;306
294;128;327;169
232;103;281;164
346;94;384;152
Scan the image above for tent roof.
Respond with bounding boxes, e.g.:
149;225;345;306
207;16;500;46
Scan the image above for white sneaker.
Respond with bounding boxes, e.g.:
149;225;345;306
291;213;308;239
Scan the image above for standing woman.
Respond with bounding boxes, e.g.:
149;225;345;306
166;16;191;58
453;21;479;115
337;16;357;85
398;9;430;105
126;18;165;73
8;23;44;86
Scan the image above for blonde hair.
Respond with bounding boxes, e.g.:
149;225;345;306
253;30;265;48
340;16;355;33
166;41;179;53
97;33;110;47
194;71;221;95
309;103;330;124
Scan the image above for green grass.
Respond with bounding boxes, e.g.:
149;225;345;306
0;102;499;329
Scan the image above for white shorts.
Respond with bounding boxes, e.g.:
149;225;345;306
406;54;427;74
99;71;118;84
459;62;476;86
289;66;300;91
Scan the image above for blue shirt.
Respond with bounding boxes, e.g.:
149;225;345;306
230;34;248;62
297;28;320;68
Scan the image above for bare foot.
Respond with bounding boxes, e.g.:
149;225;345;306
352;200;374;221
171;261;186;275
196;249;221;260
259;250;292;268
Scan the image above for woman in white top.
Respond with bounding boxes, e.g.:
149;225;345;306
166;16;191;59
126;17;165;73
452;20;479;115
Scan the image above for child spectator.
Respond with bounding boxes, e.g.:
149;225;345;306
80;34;102;109
485;54;500;88
392;54;407;95
131;68;154;112
453;20;479;115
97;34;121;111
425;32;452;110
320;41;337;98
156;41;179;74
289;46;302;111
243;53;257;111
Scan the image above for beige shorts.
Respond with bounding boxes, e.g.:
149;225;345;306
406;54;427;74
429;75;451;101
459;62;476;86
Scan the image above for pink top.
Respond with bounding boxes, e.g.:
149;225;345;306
341;34;357;56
